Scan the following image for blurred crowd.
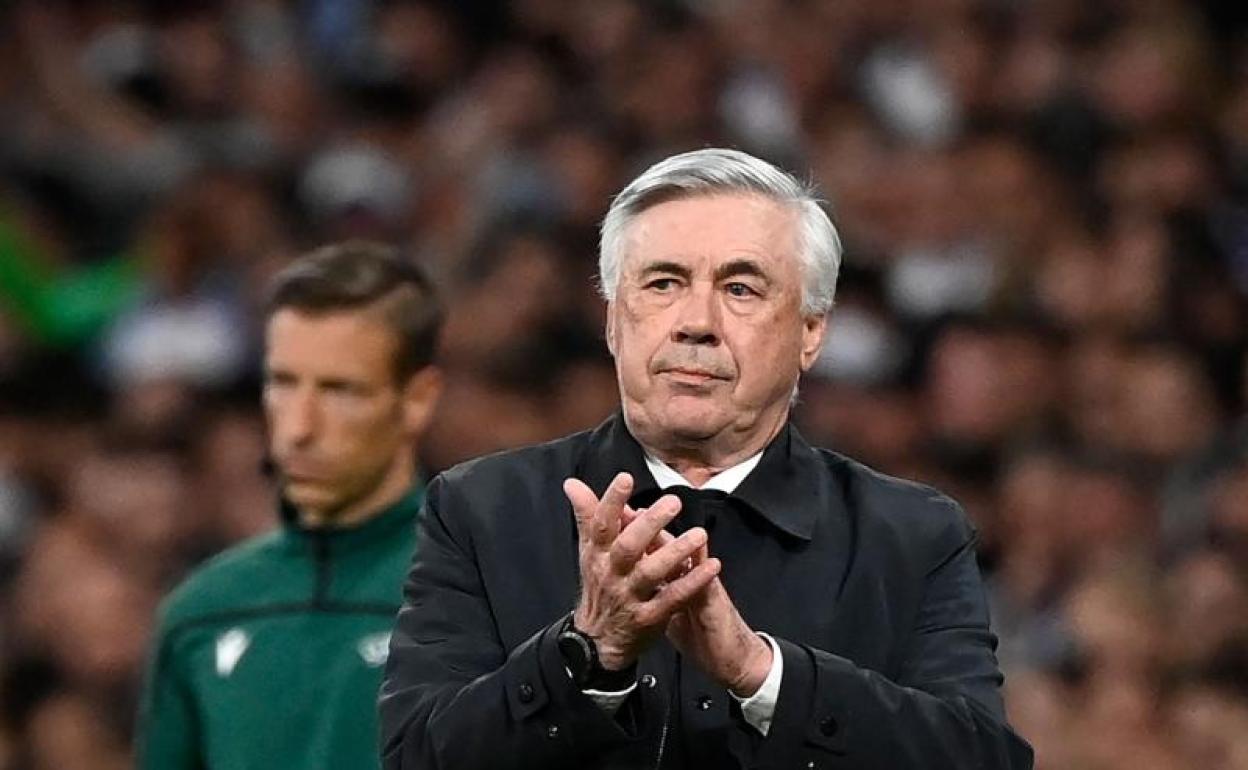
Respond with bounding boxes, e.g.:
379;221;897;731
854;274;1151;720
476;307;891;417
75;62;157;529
1;0;1247;767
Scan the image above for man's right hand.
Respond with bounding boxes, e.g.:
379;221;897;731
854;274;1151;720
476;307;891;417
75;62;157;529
564;473;720;671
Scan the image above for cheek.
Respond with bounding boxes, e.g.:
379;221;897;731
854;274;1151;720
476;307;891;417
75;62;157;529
333;403;402;452
614;312;662;366
733;319;802;376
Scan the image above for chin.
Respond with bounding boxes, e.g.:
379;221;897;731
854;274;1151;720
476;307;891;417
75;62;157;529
654;400;731;441
283;482;340;512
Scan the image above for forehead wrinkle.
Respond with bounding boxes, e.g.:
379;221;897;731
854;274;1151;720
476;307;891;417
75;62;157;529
619;193;802;279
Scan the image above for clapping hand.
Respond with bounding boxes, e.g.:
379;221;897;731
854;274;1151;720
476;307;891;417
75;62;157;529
563;473;720;670
611;498;773;697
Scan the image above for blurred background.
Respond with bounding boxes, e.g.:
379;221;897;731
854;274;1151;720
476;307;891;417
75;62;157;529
1;0;1247;767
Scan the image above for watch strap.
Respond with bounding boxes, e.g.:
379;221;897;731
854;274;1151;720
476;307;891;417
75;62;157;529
557;614;638;691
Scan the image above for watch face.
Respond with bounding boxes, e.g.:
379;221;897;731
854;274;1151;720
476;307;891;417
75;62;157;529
557;631;595;685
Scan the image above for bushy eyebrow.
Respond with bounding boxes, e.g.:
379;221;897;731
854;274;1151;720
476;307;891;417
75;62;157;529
714;259;771;285
637;260;692;281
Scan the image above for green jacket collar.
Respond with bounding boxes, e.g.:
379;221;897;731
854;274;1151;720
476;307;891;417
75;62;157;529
279;481;425;549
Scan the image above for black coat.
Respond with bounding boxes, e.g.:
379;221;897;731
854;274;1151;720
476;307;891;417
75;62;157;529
380;414;1033;769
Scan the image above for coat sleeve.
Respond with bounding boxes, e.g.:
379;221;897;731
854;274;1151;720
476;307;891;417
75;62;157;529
756;508;1034;770
135;622;203;770
378;475;661;770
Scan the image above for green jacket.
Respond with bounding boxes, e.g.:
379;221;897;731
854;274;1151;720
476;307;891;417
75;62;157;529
138;485;423;770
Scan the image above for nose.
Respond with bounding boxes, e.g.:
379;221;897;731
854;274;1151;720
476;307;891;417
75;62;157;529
277;387;319;448
671;281;721;346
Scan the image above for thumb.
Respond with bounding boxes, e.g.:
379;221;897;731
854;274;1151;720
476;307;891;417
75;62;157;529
666;610;692;647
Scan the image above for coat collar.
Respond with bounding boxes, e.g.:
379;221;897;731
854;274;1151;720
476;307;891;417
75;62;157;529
278;481;425;547
575;412;827;542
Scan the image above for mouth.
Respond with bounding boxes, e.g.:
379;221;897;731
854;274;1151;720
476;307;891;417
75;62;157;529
660;368;728;386
277;461;325;483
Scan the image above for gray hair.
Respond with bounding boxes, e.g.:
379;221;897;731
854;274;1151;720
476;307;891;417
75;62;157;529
598;148;842;316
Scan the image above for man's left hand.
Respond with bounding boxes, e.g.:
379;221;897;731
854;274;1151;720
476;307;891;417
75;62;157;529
616;506;773;696
665;542;773;697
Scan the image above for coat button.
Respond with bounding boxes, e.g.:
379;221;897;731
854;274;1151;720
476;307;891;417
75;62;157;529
819;715;838;736
518;683;535;703
546;724;560;740
640;674;657;689
696;695;713;711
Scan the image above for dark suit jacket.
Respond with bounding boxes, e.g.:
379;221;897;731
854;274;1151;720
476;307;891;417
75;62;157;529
380;414;1033;769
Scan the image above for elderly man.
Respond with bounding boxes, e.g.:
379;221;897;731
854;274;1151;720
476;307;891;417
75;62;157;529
380;149;1032;769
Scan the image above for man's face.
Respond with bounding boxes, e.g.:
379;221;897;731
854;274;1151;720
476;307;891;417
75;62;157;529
264;309;416;520
606;193;826;454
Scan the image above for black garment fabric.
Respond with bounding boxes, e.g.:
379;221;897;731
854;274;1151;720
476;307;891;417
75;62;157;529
630;485;728;537
379;413;1033;769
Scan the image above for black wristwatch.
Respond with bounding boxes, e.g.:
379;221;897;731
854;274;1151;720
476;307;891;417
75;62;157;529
556;614;638;691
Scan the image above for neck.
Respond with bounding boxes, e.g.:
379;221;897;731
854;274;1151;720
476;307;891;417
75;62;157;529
298;452;415;529
630;408;787;487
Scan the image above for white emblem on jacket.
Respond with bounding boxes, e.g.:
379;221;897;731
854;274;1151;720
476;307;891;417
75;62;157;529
357;632;391;667
215;628;250;677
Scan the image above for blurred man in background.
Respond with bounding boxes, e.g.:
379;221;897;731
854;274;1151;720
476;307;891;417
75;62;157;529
136;241;443;770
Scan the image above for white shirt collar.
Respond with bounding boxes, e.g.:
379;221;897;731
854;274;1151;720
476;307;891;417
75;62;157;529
643;451;763;494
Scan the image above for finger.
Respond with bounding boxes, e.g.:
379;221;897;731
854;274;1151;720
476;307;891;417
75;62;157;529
611;494;682;571
632;527;707;593
620;504;640;528
648;524;675;555
588;472;632;546
563;478;600;542
665;539;716;616
620;506;672;555
639;557;721;622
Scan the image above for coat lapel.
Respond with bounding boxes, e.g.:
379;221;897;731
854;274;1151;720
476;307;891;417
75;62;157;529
725;425;855;654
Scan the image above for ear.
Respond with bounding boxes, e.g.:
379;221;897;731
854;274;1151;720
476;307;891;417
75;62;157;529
798;313;827;372
604;301;618;357
400;366;444;437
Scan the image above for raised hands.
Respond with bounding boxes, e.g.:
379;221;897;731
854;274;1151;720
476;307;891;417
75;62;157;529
563;473;720;670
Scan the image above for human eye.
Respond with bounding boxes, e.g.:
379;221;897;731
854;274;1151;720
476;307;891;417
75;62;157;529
644;277;679;292
264;370;296;389
316;379;372;402
724;281;760;298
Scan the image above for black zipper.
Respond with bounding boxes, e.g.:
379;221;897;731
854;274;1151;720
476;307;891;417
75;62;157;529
312;531;331;608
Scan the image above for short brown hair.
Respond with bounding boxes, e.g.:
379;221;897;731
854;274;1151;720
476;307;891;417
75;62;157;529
266;241;443;380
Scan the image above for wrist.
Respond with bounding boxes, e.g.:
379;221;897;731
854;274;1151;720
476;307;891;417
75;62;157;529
595;646;635;672
558;613;637;690
728;634;773;697
571;605;636;671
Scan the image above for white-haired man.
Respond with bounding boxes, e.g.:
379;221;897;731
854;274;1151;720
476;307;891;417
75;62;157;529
380;148;1033;769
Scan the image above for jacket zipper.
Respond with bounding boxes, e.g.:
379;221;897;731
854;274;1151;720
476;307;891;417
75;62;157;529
653;717;669;770
312;531;331;608
652;683;672;769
